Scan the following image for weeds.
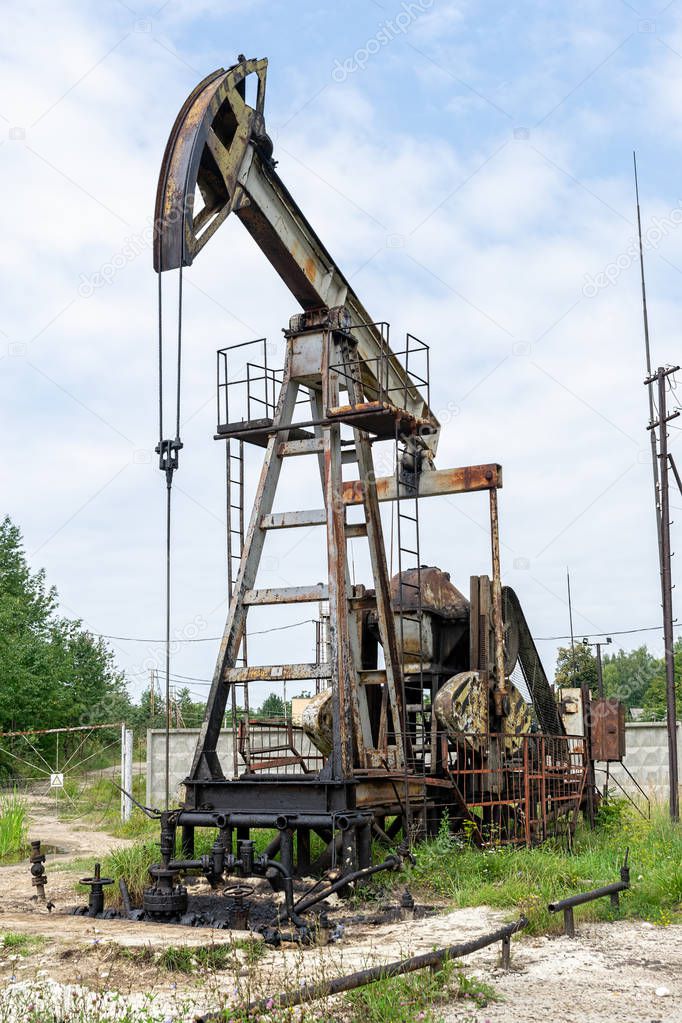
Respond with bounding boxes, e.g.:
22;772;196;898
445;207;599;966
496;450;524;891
0;931;44;955
119;938;265;974
0;790;27;860
398;802;682;933
100;840;158;905
0;983;201;1023
345;958;496;1023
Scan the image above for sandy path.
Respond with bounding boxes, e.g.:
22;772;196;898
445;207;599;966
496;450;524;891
442;918;682;1023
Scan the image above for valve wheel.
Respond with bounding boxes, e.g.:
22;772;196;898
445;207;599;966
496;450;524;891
223;883;254;901
80;875;114;887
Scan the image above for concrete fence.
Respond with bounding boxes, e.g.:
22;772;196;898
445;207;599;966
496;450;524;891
146;724;318;809
596;721;681;806
147;721;682;811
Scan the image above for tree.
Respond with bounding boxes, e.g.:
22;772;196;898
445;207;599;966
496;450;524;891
554;644;598;690
175;687;204;727
0;516;132;738
602;645;662;709
131;685;167;731
642;637;682;720
258;692;285;718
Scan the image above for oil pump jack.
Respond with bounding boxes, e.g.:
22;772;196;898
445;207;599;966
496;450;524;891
142;57;590;930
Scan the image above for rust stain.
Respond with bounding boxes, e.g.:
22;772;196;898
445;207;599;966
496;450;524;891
304;256;317;283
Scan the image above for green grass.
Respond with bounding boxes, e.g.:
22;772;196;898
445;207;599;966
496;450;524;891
398;800;682;933
0;791;28;860
117;937;265;974
0;931;44;955
345;959;496;1023
64;775;157;837
99;839;159;905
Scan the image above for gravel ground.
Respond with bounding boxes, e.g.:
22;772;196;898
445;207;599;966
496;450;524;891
441;918;682;1023
0;795;679;1021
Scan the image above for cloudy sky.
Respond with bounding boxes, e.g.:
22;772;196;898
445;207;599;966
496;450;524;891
2;0;681;711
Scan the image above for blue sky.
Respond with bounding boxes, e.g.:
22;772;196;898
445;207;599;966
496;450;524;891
1;0;681;709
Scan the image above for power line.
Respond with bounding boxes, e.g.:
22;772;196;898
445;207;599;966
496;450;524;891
118;618;678;663
535;622;678;641
94;618;317;643
158;672;213;684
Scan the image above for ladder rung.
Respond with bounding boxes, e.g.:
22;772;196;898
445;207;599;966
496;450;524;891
358;669;387;685
243;584;328;605
225;662;331;682
345;522;367;539
261;510;326;530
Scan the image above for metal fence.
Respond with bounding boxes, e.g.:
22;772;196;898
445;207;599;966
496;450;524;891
238;719;324;775
439;732;588;846
0;723;133;823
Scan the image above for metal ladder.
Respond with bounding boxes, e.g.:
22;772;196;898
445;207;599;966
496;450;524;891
224;432;330;775
394;430;427;773
225;439;250;775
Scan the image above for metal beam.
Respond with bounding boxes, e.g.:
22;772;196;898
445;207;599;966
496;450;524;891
153;57;439;452
243;584;328;605
278;438;324;457
261;510;326;529
342;463;502;506
224;663;331;683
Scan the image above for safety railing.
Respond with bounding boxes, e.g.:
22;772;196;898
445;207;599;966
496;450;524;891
329;324;430;415
237;718;324;776
216;338;281;429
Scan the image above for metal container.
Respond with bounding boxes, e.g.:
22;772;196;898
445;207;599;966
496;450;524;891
590;699;626;762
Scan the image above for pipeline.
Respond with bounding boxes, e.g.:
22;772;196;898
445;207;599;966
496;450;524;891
548;855;630;937
118;878;133;920
293;855;402;916
263;859;306;928
548;878;630;914
197;917;527;1021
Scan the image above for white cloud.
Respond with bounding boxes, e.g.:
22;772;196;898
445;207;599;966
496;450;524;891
1;1;679;710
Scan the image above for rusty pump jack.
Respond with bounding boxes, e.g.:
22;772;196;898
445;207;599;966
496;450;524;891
144;56;518;923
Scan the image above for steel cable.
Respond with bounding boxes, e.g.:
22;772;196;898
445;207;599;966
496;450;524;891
157;267;184;809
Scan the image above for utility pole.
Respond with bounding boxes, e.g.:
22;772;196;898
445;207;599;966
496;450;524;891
634;154;663;564
582;637;612;699
567;570;595;826
646;364;680;821
567;569;577;671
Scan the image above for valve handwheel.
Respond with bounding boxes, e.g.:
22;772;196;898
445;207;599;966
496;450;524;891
223;883;255;901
